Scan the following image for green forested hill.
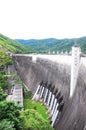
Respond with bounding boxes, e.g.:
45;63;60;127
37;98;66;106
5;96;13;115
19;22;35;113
16;36;86;53
0;33;34;53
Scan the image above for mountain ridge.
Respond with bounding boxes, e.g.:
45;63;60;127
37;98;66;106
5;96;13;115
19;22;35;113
16;36;86;53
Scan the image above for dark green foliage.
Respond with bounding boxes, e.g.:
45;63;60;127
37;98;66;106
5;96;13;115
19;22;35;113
0;48;13;67
0;101;22;130
24;90;32;99
20;109;54;130
0;45;13;90
0;87;7;101
0;119;15;130
6;58;13;65
0;42;23;130
0;70;10;90
17;36;86;53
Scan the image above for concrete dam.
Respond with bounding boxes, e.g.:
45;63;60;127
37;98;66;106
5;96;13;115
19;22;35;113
12;46;86;130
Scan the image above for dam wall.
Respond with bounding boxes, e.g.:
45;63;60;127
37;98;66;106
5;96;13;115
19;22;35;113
12;54;86;130
13;55;71;101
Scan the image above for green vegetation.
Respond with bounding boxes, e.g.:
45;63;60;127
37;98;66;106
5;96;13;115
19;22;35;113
0;119;15;130
23;89;48;120
24;99;48;120
23;88;53;130
17;36;86;53
0;47;12;90
0;42;22;130
0;87;7;101
23;89;32;99
0;48;13;67
0;33;33;53
20;109;53;130
0;71;10;90
0;57;53;130
0;101;22;130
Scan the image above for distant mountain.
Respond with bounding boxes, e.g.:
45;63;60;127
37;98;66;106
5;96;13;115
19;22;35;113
0;34;33;53
16;37;86;53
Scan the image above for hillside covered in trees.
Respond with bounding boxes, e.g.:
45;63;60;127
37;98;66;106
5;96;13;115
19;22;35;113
0;34;34;53
16;36;86;53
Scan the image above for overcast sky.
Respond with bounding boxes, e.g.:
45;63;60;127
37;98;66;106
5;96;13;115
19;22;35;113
0;0;86;39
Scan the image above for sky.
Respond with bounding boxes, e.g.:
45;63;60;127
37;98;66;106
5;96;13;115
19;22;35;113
0;0;86;39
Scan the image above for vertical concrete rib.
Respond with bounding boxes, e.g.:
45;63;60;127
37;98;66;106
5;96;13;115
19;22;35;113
51;110;59;126
44;88;48;104
51;98;57;115
47;84;52;106
32;81;43;100
51;103;59;126
50;88;58;110
40;85;45;99
32;85;40;100
70;45;81;97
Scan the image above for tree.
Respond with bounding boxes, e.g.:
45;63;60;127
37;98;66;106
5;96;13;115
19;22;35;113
0;71;10;90
20;109;54;130
0;119;15;130
0;101;22;130
0;87;7;101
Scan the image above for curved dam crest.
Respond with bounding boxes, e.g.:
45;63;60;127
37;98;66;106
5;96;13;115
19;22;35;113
13;54;86;130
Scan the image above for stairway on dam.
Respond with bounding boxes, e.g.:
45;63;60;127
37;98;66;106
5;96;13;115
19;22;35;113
12;45;86;130
5;65;23;107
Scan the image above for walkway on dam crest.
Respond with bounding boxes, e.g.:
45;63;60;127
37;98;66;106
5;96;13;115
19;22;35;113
13;54;72;65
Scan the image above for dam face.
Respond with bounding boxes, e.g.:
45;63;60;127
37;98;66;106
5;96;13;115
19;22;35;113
13;54;86;130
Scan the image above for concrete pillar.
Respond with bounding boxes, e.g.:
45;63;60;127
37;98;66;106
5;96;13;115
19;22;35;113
46;89;50;105
38;85;44;100
32;85;40;100
48;86;55;107
42;87;46;101
51;89;59;114
51;110;59;126
44;84;51;105
47;91;52;106
44;88;48;104
51;98;57;115
40;86;44;99
32;81;43;100
50;94;55;110
42;82;47;101
51;103;59;122
70;44;81;97
42;87;46;99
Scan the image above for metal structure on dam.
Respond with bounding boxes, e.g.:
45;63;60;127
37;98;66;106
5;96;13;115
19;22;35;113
12;45;86;130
